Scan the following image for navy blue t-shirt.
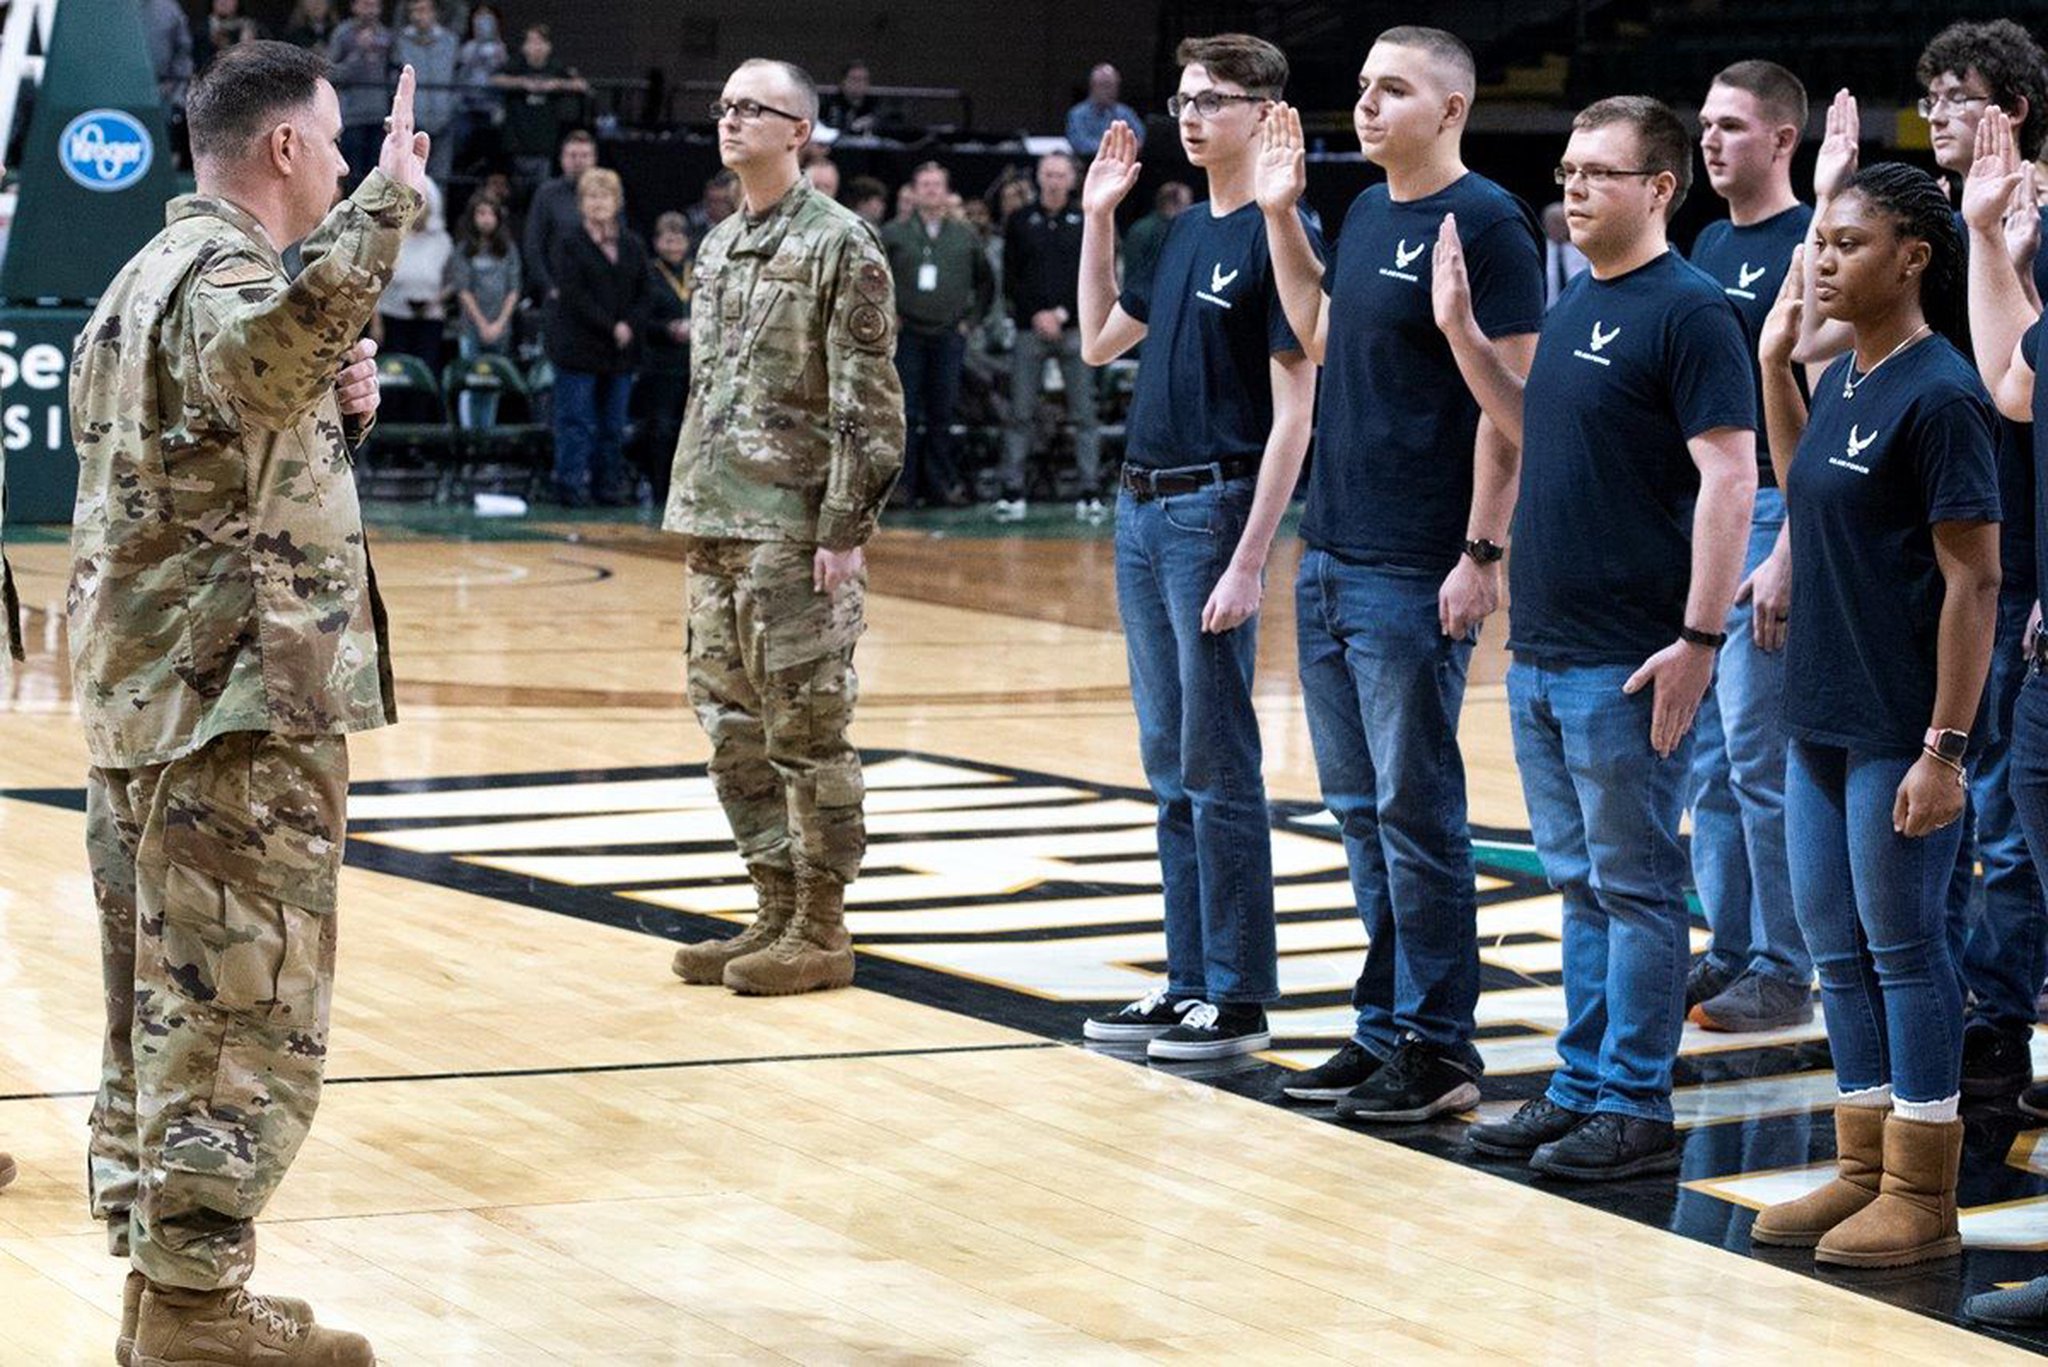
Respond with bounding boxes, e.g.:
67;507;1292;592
1689;203;1813;489
1121;200;1318;468
1958;209;2048;597
1509;249;1756;665
1299;174;1544;571
2028;320;2048;614
1784;338;2000;755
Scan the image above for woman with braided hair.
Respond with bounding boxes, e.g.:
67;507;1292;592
1746;161;2002;1268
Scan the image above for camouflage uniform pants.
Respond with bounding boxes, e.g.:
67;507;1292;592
85;731;348;1291
684;538;867;883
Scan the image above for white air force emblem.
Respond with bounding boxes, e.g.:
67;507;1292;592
1197;262;1240;307
1738;262;1768;290
1590;321;1620;352
1831;423;1879;473
1395;239;1426;270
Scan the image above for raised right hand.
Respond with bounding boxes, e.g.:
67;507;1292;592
379;65;432;195
1814;88;1859;202
1962;108;2024;236
1760;244;1804;368
1430;213;1474;338
1255;102;1307;214
1081;119;1142;217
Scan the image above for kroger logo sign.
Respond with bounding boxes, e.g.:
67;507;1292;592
59;110;153;192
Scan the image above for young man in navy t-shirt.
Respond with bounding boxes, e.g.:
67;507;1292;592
1681;60;1817;1035
1075;33;1319;1061
1433;96;1758;1179
1254;27;1543;1121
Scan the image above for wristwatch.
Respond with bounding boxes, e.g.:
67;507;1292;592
1678;625;1727;649
1924;727;1969;764
1462;538;1504;565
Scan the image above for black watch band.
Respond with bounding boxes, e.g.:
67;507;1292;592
1462;538;1504;565
1679;625;1727;649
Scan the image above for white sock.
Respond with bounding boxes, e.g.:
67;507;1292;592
1893;1093;1960;1124
1837;1083;1892;1108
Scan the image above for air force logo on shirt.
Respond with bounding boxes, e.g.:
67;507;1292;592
1831;423;1878;474
1379;237;1427;283
1727;261;1770;301
1197;262;1241;308
1573;321;1620;366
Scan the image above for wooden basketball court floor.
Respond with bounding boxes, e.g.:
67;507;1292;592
2;510;2046;1362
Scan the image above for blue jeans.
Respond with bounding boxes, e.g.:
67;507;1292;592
894;328;966;502
1688;488;1807;984
552;368;635;501
1296;551;1479;1067
456;332;505;431
1787;740;1965;1102
2004;674;2048;1027
1509;660;1693;1122
1114;475;1278;1005
1954;587;2045;1034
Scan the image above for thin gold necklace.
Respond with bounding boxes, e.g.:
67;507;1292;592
1843;324;1932;400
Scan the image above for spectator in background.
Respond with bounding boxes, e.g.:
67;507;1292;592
846;174;888;226
804;154;842;200
684;169;738;239
329;0;393;178
282;0;338;50
893;181;917;224
1540;201;1588;307
523;129;597;302
374;176;453;368
193;0;261;72
639;211;695;506
394;0;460;179
882;162;994;508
1122;180;1192;296
546;167;651;507
821;59;884;134
451;192;523;428
141;0;194;114
1066;63;1144;156
498;24;588;184
998;151;1100;522
452;4;510;176
995;173;1034;227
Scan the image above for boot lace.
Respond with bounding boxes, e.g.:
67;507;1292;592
228;1288;303;1343
1179;1002;1221;1032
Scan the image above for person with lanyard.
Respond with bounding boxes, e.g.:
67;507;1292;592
1681;59;1818;1034
1744;161;2000;1269
1433;96;1757;1180
1254;26;1542;1121
1959;108;2048;1331
1076;33;1318;1061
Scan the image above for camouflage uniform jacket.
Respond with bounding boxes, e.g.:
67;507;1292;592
663;178;905;550
67;171;421;769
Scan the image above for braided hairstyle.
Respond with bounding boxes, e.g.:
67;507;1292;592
1839;162;1967;350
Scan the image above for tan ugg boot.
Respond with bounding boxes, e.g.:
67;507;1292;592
724;866;855;996
1750;1103;1886;1247
119;1271;314;1367
1814;1113;1964;1268
133;1284;370;1367
671;864;796;984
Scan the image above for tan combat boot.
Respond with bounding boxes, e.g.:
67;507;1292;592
724;866;855;995
671;864;796;984
1750;1103;1885;1247
1814;1113;1964;1268
119;1271;315;1367
133;1283;370;1367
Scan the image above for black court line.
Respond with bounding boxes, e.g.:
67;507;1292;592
0;1040;1060;1105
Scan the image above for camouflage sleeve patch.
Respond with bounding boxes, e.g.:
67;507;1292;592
847;303;890;348
202;259;277;289
855;260;891;305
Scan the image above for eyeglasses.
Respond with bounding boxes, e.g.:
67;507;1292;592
1553;164;1660;186
1917;92;1991;119
709;98;805;125
1165;90;1266;120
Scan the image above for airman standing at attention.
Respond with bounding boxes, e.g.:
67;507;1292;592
665;57;904;996
68;41;426;1367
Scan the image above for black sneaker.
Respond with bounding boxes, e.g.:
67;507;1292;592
2019;1081;2048;1120
1147;1003;1271;1061
1688;971;1815;1033
1684;956;1737;1012
1467;1095;1591;1158
1961;1023;2034;1100
1082;988;1197;1042
1529;1112;1682;1181
1278;1041;1382;1102
1333;1038;1482;1124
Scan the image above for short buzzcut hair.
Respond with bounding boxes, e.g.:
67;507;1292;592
1377;26;1476;99
1711;59;1809;132
186;40;329;163
911;160;949;184
737;57;819;123
1917;20;2048;160
1174;33;1287;98
1574;94;1694;218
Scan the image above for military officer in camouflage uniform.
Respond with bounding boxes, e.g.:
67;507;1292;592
68;43;428;1367
665;58;904;996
